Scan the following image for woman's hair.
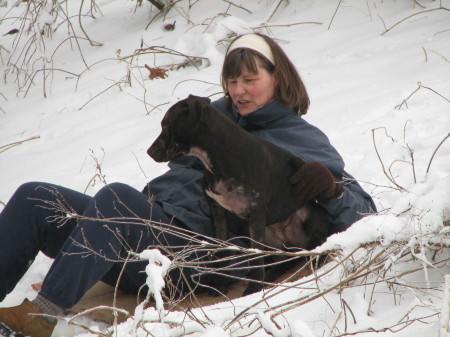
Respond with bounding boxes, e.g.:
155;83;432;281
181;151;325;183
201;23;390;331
221;33;310;115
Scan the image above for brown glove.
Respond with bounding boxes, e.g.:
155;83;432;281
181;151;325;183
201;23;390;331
290;162;343;203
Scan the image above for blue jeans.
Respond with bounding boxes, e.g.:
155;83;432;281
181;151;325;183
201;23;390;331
0;182;209;308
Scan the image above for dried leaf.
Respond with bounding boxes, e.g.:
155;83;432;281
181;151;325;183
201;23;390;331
145;64;167;80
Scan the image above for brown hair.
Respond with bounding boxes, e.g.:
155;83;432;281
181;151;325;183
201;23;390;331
221;33;310;115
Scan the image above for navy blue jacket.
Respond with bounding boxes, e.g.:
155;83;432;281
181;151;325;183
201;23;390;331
146;97;376;237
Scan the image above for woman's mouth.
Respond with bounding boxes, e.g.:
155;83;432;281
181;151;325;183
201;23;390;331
237;100;250;107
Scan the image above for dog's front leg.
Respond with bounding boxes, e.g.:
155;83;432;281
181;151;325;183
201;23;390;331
206;198;231;296
243;212;266;296
210;199;228;242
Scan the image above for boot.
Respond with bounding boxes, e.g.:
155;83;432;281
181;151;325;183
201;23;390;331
0;299;56;337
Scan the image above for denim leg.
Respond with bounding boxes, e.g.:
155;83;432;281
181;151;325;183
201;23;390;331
0;182;92;301
39;182;205;309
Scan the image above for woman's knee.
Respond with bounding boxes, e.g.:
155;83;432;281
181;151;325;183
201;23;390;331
93;183;139;203
6;182;58;209
91;183;149;217
13;181;52;199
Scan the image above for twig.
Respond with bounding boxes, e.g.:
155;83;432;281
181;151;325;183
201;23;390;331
113;254;131;332
78;0;103;47
67;305;130;336
377;14;387;31
221;0;252;14
171;78;221;96
402;121;417;184
420;83;450;103
270;250;387;317
366;0;372;21
78;76;129;110
382;8;450;36
131;151;148;178
145;101;171;115
421;47;428;62
342;299;357;330
426;133;450;174
414;0;426;9
0;136;40;154
266;0;285;22
120;45;207;71
395;85;421;110
145;0;179;29
224;250;357;330
252;21;323;30
371;128;406;191
334;312;439;336
395;82;450;110
430;49;450;63
328;0;342;30
83;149;107;193
54;1;91;69
408;146;417;184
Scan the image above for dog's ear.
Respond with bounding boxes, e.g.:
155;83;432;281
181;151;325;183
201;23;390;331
186;95;211;123
187;94;211;105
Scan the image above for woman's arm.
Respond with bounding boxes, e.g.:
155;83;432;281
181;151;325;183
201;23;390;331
290;161;376;233
318;177;376;233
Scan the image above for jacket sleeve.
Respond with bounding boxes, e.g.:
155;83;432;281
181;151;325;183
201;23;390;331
317;172;376;233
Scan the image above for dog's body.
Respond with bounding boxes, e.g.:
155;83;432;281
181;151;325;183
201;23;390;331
148;95;330;295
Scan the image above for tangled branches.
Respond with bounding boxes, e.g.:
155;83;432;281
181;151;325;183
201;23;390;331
2;0;102;97
37;184;450;336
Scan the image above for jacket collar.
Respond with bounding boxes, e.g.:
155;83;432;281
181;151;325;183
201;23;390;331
233;98;296;131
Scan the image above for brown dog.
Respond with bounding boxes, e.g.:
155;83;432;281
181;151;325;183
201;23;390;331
148;95;330;295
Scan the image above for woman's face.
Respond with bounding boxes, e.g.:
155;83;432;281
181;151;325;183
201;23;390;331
226;59;277;116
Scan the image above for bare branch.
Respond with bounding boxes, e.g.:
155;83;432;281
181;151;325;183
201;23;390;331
328;0;342;30
371;127;406;191
0;136;40;154
426;133;450;174
382;7;450;36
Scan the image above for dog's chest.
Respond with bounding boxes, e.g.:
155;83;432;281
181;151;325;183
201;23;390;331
205;180;257;219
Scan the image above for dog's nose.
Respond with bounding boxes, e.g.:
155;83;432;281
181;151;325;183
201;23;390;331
147;141;162;161
147;145;156;158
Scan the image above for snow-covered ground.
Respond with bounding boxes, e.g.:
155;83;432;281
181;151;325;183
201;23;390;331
1;0;449;336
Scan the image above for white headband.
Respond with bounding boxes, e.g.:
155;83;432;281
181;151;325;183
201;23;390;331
227;34;275;65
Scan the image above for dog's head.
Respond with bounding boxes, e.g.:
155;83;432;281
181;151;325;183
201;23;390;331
147;95;211;162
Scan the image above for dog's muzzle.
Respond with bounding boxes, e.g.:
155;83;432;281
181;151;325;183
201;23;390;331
148;134;184;162
147;134;167;161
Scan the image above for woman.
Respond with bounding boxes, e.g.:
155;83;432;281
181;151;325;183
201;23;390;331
0;33;375;337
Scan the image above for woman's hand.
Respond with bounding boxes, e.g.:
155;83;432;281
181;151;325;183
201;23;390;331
289;162;343;203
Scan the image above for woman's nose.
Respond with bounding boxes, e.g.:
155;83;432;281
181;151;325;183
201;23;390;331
234;81;246;95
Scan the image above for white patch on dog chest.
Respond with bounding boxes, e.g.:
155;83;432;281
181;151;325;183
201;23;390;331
188;146;255;218
206;181;251;218
188;146;213;172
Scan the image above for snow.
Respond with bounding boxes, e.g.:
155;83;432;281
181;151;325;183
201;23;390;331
138;249;171;321
1;0;449;336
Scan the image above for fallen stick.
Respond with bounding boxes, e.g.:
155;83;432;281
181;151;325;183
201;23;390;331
0;136;40;154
